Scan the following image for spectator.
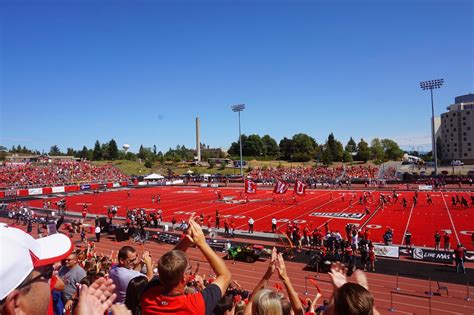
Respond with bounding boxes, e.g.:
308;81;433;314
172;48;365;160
404;231;412;249
271;217;277;233
251;289;282;315
248;217;255;234
434;231;441;251
454;244;466;274
125;275;149;315
326;262;380;315
58;252;87;312
141;216;231;314
0;224;73;315
443;232;451;251
245;248;303;315
109;246;153;304
95;225;101;242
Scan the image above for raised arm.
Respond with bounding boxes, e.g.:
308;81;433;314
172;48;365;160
276;253;304;315
244;247;277;315
188;219;231;296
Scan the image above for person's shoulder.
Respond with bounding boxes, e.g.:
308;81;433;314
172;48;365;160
142;276;161;294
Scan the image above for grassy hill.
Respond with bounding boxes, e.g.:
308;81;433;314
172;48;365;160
95;159;374;176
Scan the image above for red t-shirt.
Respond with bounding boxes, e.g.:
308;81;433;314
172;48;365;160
141;280;221;315
454;247;465;259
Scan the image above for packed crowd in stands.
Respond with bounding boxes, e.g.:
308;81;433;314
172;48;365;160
0;161;129;189
1;213;382;315
248;165;398;184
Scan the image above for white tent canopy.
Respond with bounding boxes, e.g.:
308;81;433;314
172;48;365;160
144;173;164;180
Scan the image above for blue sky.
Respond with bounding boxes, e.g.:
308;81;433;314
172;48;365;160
1;0;472;154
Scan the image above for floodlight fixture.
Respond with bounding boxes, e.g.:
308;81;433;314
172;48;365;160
420;79;444;90
420;78;444;176
231;104;246;112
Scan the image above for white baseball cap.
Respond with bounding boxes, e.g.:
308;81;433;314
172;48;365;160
0;224;73;300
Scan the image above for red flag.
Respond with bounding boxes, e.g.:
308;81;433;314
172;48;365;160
245;179;257;194
308;277;321;293
273;179;289;194
294;180;307;196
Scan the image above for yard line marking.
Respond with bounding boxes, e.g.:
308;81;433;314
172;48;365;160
401;202;415;244
440;192;461;244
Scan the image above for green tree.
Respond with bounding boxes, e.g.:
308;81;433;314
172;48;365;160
327;133;337;162
209;159;216;169
321;145;332;165
343;150;353;163
107;139;119;160
101;143;109;160
243;134;264;156
138;145;147;160
49;145;61;156
144;159;153;168
66;147;75;156
279;137;294;161
228;135;248;156
93;140;103;160
370;138;385;161
381;139;403;160
356;139;371;162
345;137;357;153
261;135;279;157
335;140;345;162
290;133;318;162
79;146;89;159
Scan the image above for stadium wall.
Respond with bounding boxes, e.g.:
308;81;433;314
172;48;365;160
0;182;129;199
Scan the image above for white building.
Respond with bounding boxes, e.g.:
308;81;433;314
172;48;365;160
440;94;474;163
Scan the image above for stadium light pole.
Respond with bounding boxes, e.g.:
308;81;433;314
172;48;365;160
420;79;444;176
231;104;245;176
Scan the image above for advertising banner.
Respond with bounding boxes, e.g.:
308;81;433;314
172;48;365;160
418;185;433;191
374;244;399;258
28;188;43;195
80;184;91;190
411;248;453;263
5;189;17;197
52;186;65;193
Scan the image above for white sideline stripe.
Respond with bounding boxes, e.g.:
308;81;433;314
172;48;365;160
401;202;415;244
440;192;461;244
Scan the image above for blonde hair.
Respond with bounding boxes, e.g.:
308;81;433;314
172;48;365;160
252;289;283;315
234;301;246;315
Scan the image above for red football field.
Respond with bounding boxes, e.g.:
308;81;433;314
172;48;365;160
27;186;474;250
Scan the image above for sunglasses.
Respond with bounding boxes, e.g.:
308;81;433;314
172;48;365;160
18;265;54;290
